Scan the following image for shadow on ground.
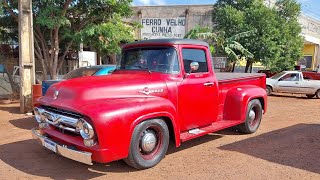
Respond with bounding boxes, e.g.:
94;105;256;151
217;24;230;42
270;93;316;100
167;133;223;154
219;123;320;174
0;129;222;179
0;139;135;179
9;117;38;130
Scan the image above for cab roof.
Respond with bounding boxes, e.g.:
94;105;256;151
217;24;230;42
123;39;209;48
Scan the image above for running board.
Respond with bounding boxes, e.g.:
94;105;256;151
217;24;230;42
180;120;243;142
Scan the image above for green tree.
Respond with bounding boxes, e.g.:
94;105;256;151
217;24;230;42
213;0;303;72
185;25;254;72
1;0;137;80
271;0;304;72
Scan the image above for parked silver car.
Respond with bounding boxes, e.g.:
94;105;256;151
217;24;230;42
266;71;320;98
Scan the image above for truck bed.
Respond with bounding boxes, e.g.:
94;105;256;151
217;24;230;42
216;73;265;82
302;71;320;80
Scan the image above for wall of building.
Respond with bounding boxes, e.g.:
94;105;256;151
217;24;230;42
299;15;320;70
126;5;213;40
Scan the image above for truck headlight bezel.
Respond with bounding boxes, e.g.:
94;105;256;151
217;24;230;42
34;107;48;129
76;118;95;140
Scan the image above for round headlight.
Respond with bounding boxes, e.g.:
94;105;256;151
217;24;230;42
76;119;84;132
34;108;47;129
34;108;42;123
77;119;94;140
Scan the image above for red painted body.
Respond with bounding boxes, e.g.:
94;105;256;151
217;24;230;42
36;40;267;164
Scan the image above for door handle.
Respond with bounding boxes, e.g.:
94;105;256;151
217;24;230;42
295;82;299;84
204;82;214;86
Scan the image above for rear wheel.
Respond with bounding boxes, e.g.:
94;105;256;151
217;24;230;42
266;86;272;96
316;90;320;99
124;119;169;169
238;99;263;134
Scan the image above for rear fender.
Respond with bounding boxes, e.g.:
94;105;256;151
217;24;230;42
223;85;267;122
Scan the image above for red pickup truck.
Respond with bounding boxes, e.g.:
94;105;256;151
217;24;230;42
32;39;267;169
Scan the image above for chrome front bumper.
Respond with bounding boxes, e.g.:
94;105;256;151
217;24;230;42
31;128;93;165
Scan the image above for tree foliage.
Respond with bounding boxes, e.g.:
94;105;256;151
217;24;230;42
185;25;254;71
213;0;304;72
1;0;137;79
184;26;216;54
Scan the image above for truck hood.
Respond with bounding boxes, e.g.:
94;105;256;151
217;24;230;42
39;72;168;109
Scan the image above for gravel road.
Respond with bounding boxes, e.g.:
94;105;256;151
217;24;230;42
0;94;319;179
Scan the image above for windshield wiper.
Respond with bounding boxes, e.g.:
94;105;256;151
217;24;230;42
133;65;152;74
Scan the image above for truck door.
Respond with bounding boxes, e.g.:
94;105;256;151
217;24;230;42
275;73;301;93
178;47;219;132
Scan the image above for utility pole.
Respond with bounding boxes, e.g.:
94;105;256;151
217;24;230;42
18;0;35;113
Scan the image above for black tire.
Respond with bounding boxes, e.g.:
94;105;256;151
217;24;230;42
316;90;320;99
124;119;169;169
238;99;263;134
266;86;272;96
306;94;315;99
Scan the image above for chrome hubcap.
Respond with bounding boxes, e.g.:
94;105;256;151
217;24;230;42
141;131;157;153
249;109;256;123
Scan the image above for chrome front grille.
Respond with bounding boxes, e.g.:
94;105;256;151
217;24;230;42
41;105;82;119
35;107;80;134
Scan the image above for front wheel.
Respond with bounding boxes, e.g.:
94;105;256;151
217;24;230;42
124;119;169;169
266;86;272;96
238;99;263;134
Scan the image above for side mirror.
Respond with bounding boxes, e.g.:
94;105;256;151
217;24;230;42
184;61;199;79
190;62;199;72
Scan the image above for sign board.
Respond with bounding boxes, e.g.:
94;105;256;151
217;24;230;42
213;56;227;69
78;51;97;67
141;17;186;39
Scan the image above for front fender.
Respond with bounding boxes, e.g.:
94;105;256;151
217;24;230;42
79;97;179;162
223;85;267;122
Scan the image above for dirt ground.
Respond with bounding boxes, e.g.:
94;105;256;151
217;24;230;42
0;94;320;180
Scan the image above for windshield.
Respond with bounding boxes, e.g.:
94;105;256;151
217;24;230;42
270;72;286;79
118;47;180;74
62;67;102;80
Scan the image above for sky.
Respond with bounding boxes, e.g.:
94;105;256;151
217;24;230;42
132;0;320;21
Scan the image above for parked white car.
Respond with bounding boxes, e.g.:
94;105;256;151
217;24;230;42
266;71;320;98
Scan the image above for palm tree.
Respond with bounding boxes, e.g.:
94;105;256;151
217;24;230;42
184;26;254;72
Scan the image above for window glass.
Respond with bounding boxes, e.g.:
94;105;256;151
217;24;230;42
62;67;101;80
279;73;300;81
182;49;208;73
119;47;180;74
271;72;286;79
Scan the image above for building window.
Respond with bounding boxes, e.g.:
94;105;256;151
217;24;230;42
298;55;313;69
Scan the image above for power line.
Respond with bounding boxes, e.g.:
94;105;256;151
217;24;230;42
301;4;320;19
